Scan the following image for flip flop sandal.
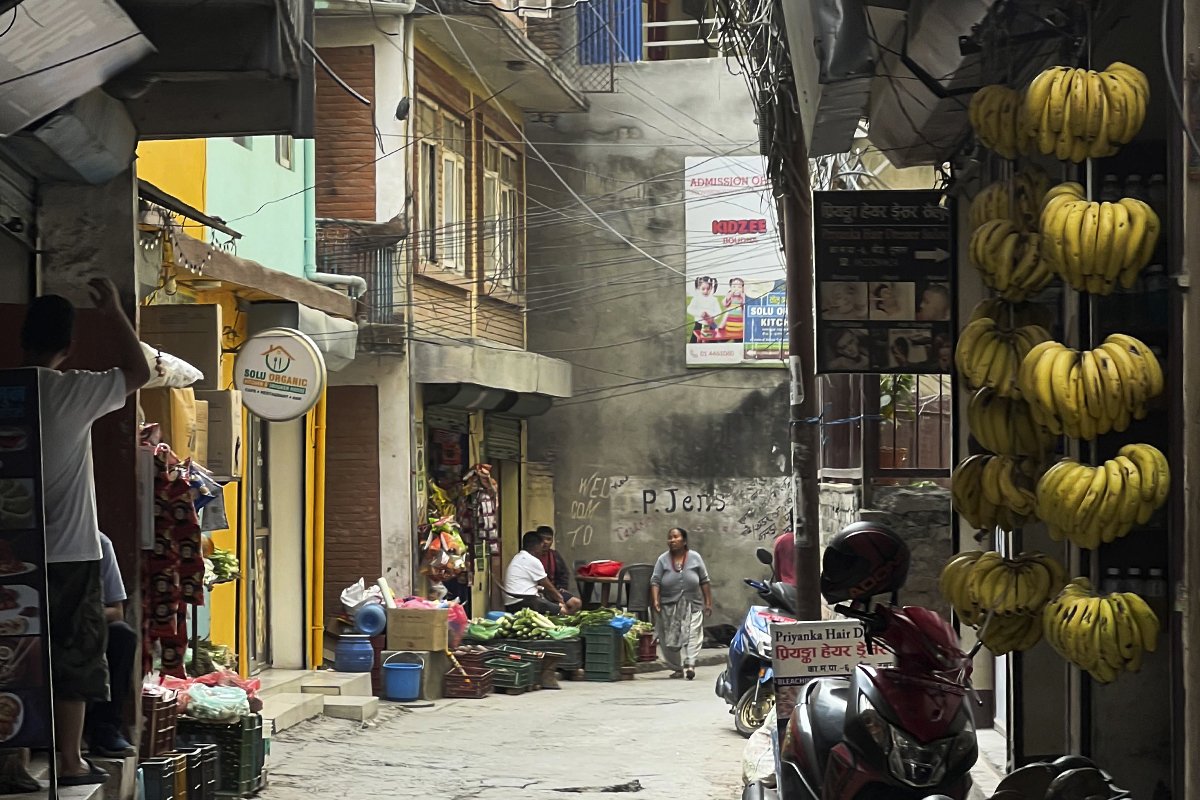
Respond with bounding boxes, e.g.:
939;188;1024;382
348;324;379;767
57;760;108;787
685;669;696;680
669;670;684;679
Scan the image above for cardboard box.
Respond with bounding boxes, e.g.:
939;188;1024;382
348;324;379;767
386;608;449;652
140;388;197;458
141;304;223;391
195;390;243;479
193;400;209;468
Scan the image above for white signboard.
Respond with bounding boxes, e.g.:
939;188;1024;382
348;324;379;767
234;328;327;421
771;619;894;686
684;155;788;368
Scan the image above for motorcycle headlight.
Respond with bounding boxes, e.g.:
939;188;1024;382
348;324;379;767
948;728;977;767
886;727;951;788
855;693;891;754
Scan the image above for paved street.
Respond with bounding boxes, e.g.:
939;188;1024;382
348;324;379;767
262;664;745;800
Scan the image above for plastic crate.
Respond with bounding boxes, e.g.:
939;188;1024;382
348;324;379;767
451;645;495;671
445;667;494;698
163;752;189;800
519;638;582;670
142;757;176;800
485;656;536;688
636;632;658;662
176;715;264;798
196;743;219;800
141;689;180;760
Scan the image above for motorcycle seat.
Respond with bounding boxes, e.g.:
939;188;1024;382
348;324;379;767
808;680;850;770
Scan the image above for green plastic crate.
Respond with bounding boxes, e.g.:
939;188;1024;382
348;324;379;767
485;657;536;688
176;714;264;798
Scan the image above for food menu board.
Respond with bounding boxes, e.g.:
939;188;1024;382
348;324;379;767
0;370;54;751
814;190;955;374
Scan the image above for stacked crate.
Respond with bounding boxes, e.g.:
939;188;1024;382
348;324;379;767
176;714;266;799
582;625;621;681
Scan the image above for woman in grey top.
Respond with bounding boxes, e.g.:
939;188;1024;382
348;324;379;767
650;527;713;680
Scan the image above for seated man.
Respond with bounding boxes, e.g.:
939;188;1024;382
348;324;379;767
503;531;572;616
85;533;137;758
537;526;582;614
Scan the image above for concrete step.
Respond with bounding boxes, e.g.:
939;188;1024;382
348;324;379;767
260;692;324;733
321;695;379;722
256;668;309;698
1;755;108;800
301;671;373;698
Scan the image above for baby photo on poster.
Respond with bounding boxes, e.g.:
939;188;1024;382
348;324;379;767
820;282;868;320
915;281;952;321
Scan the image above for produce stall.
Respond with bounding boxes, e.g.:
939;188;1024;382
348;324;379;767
934;3;1177;790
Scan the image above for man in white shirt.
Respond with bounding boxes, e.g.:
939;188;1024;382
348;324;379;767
21;280;149;785
503;531;569;616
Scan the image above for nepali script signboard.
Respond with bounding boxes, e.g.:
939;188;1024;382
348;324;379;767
684;155;788;368
813;190;955;374
770;619;895;687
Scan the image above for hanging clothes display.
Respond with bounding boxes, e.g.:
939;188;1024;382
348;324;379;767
142;443;207;678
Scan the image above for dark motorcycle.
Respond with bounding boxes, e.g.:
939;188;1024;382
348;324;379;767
776;522;979;800
717;548;798;737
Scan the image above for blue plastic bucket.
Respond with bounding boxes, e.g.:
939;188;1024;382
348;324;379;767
334;635;375;673
383;661;423;701
354;603;387;635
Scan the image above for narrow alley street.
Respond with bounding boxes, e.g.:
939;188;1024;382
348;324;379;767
261;665;743;800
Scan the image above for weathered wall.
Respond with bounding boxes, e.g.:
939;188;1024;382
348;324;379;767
859;486;952;619
819;483;860;546
524;59;789;626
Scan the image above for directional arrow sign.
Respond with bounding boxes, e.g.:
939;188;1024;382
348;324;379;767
916;248;951;263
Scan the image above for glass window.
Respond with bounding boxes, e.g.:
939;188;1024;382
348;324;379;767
275;135;294;169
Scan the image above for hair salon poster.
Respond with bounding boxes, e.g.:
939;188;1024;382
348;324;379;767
813;190;955;374
684;155;788;368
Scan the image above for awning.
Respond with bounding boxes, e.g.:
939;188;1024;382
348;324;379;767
413;337;572;416
169;232;356;320
413;2;588;114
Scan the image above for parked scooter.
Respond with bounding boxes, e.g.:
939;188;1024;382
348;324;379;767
717;547;798;737
777;522;979;800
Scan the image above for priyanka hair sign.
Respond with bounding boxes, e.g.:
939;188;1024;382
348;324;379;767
234;328;327;421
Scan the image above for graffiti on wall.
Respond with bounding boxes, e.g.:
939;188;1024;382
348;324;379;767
569;475;792;545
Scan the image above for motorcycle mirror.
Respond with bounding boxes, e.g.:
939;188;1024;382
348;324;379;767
755;548;772;566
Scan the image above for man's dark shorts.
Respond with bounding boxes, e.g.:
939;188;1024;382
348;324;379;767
505;596;561;616
48;560;110;702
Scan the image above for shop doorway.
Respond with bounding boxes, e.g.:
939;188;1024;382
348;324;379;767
246;418;271;673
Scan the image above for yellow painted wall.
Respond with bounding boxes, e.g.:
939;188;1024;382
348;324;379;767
136;140;208;238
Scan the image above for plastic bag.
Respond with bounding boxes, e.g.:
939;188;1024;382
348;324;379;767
140;343;204;389
610;615;636;634
741;707;778;785
467;621;499;641
547;626;580;640
187;684;250;722
341;579;384;616
578;560;622;578
447;603;468;648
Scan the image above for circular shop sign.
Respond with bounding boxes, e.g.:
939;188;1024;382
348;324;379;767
234;327;328;421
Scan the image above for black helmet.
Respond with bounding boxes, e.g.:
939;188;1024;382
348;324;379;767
820;521;910;604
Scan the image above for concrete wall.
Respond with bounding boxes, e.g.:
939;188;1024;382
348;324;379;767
328;355;414;594
206;136;309;275
858;486;951;619
818;483;860;546
524;59;788;626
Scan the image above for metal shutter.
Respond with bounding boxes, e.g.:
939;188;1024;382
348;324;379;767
424;406;469;434
484;415;521;462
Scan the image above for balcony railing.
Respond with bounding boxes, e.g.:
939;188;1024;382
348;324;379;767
642;16;724;60
315;220;407;352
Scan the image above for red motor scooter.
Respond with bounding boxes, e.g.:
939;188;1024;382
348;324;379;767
777;522;979;800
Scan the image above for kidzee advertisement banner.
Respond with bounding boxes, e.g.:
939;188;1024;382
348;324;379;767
685;155;787;368
813;190;954;374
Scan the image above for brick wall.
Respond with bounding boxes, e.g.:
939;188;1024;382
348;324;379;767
315;46;376;221
323;385;383;620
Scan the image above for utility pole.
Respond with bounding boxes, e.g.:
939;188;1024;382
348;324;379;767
783;128;822;621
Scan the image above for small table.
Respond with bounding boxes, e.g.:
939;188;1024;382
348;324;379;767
575;574;624;609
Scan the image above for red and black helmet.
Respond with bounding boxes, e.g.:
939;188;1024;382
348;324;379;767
820;521;910;604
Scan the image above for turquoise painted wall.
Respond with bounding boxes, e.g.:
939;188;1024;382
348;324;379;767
206;136;313;278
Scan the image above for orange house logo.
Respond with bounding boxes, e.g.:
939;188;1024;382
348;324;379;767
263;345;294;374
